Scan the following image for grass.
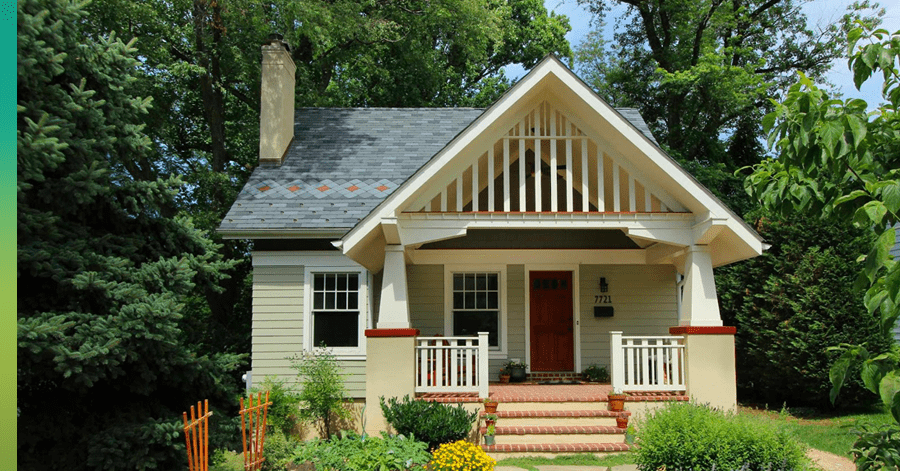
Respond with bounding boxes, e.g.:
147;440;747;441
495;452;636;470
739;404;895;457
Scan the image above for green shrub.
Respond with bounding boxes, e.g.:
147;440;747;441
851;423;900;470
380;395;478;450
253;376;302;438
261;427;297;471
718;214;892;408
290;346;351;438
582;364;609;382
636;403;808;471
292;431;431;471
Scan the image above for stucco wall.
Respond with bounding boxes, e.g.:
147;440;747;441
578;264;678;371
250;263;366;398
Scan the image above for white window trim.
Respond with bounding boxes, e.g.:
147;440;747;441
302;265;370;359
444;264;508;360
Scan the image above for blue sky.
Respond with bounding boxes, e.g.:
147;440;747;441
506;0;900;109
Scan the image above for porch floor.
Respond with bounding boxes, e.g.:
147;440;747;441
418;383;688;403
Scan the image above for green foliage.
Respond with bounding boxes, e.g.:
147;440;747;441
260;427;296;471
292;431;431;471
380;395;479;451
581;364;610;383
291;347;351;438
635;403;808;471
851;423;900;470
254;376;302;439
746;24;900;426
718;214;892;407
16;0;242;468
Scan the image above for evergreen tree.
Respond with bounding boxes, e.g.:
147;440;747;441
17;0;242;468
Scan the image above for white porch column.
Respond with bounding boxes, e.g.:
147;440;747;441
378;245;411;329
679;245;722;327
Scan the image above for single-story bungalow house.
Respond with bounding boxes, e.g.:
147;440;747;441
219;38;766;442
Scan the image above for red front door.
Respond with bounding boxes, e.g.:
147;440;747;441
529;271;574;371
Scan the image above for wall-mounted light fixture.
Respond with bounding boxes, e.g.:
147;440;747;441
599;277;609;293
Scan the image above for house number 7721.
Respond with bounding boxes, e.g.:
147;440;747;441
594;295;612;304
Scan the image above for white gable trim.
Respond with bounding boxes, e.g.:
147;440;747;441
340;56;763;258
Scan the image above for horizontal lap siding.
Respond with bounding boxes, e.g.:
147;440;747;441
251;263;366;398
408;265;444;335
578;265;677;371
500;265;526;373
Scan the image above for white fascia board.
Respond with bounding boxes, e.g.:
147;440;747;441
546;62;764;251
411;249;647;266
340;57;561;253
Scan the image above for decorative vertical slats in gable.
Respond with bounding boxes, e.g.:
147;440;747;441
411;102;681;214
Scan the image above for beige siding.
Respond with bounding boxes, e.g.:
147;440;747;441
578;264;678;371
251;263;366;398
408;265;444;335
498;265;527;373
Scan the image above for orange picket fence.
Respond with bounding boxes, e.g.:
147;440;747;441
240;391;272;471
183;399;213;471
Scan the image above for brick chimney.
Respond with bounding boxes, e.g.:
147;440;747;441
259;34;295;165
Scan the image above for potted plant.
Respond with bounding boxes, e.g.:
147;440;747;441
615;412;628;429
607;387;627;412
483;397;499;414
483;413;497;428
498;368;510;383
504;360;528;383
581;364;610;383
483;424;496;446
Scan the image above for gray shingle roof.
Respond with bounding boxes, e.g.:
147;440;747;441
219;107;657;237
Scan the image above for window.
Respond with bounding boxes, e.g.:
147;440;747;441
305;269;368;356
451;273;500;347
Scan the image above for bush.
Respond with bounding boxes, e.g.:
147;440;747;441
851;423;900;471
254;376;302;438
429;440;495;471
262;427;297;471
292;431;431;471
380;395;478;450
718;214;892;408
290;346;351;438
635;403;808;471
582;364;610;382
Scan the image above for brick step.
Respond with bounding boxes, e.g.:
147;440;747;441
482;442;632;459
481;425;626;445
496;401;611;411
482;409;629;427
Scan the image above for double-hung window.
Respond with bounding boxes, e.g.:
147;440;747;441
450;272;501;348
305;269;368;356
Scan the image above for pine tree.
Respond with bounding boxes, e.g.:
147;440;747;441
17;0;242;468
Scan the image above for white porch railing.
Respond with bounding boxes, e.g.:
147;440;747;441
415;332;489;398
610;331;685;392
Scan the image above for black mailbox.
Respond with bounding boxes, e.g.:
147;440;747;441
594;306;614;318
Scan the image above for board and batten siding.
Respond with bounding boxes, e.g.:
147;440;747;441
578;264;678;371
251;261;366;398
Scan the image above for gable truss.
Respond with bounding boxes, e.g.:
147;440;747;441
404;101;686;215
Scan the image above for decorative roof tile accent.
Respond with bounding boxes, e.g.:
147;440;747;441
219;107;658;235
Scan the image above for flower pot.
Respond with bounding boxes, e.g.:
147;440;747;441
484;419;496;428
616;415;628;429
483;401;498;414
509;366;526;383
499;374;510;384
484;435;495;446
607;394;626;412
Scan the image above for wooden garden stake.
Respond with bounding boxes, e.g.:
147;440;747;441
182;399;213;471
239;391;271;471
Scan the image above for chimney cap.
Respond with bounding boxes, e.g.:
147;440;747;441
264;33;290;52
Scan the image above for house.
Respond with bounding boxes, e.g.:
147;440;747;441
219;38;767;437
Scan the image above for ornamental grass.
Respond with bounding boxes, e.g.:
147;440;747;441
429;440;495;471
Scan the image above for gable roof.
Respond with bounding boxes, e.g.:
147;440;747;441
219;106;658;237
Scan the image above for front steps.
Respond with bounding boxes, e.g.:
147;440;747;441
481;401;632;458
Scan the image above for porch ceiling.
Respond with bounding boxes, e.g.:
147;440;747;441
419;229;640;250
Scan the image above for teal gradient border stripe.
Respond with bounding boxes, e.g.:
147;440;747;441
2;0;15;468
